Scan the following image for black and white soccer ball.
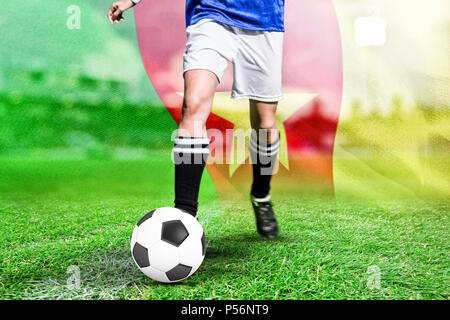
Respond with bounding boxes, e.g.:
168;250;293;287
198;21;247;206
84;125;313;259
130;207;206;283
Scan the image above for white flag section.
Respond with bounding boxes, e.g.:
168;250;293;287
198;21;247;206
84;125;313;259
333;0;449;201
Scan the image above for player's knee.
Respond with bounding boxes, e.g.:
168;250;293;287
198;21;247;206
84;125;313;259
183;94;210;123
253;121;278;144
256;118;276;131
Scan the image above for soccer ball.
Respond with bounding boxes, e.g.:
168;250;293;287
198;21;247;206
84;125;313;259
130;207;206;283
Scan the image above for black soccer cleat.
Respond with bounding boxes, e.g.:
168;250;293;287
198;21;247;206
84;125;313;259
251;195;278;239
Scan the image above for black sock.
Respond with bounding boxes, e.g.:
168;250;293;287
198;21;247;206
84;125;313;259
249;130;280;199
173;137;210;216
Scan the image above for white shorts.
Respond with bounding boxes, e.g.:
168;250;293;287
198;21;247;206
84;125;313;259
183;19;284;102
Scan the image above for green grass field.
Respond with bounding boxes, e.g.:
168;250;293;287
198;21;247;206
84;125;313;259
0;157;448;300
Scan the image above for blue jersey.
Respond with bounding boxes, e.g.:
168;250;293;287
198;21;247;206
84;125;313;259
186;0;285;32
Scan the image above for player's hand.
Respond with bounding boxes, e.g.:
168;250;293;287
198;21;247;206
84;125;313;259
108;0;135;24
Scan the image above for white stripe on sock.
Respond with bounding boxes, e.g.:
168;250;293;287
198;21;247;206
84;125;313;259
250;139;280;153
251;194;271;202
250;146;279;157
174;138;210;145
173;148;210;154
249;136;280;155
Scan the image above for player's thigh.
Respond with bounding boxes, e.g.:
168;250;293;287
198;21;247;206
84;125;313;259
182;69;219;120
182;20;232;120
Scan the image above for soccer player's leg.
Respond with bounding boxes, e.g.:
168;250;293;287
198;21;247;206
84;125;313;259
249;100;280;238
178;20;233;216
173;70;219;216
